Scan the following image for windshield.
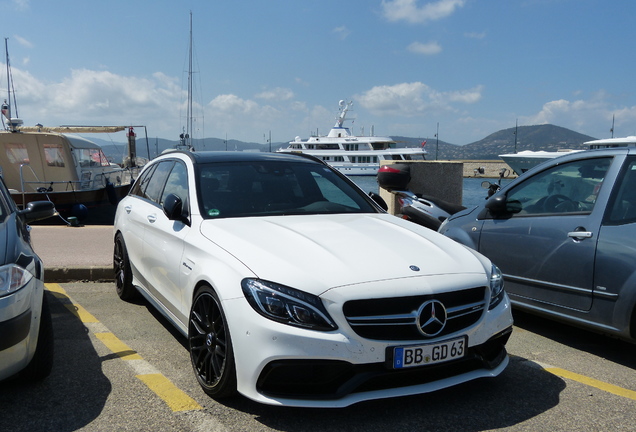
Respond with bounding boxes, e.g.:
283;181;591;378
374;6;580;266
197;161;378;219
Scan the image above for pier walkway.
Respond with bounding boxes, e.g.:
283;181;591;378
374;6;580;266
30;225;113;282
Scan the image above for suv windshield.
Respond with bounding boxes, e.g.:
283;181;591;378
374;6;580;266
197;161;377;219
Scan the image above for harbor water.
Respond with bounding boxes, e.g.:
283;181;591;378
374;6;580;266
349;176;512;209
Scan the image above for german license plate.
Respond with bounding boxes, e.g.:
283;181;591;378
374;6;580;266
392;336;467;369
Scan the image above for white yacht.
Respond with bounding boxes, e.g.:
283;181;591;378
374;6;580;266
499;149;582;175
500;135;636;175
277;100;427;175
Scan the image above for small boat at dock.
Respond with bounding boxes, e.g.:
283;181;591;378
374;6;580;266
0;123;144;224
1;39;144;224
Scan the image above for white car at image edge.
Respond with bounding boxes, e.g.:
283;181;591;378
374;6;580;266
113;151;513;408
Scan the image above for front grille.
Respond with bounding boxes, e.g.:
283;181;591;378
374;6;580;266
343;286;487;340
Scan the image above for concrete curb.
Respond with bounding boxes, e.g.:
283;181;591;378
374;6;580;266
44;266;114;283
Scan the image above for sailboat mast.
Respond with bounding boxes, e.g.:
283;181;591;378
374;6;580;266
3;38;22;131
187;12;193;150
4;39;8;119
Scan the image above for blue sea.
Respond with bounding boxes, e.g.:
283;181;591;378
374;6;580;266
349;176;513;208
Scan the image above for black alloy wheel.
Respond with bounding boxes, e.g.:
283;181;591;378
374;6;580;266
113;233;138;301
188;286;237;398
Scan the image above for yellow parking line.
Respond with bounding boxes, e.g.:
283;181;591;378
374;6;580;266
45;283;66;296
544;367;636;401
45;283;100;322
137;374;203;412
45;283;201;412
64;303;100;323
95;332;143;360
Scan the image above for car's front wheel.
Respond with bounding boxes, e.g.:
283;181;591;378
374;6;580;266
188;286;237;398
113;233;138;301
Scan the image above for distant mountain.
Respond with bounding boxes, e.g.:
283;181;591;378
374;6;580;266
95;124;599;163
394;124;598;160
444;124;597;160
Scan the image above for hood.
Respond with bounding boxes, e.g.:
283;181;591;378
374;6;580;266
200;214;487;295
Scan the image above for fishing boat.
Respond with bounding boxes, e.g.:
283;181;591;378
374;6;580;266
277;100;427;175
1;39;144;224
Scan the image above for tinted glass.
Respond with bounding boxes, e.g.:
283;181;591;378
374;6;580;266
607;157;636;224
197;161;377;219
505;157;611;216
130;163;157;199
144;161;173;204
160;161;189;208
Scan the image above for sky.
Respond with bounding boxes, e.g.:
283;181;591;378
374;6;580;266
2;0;636;147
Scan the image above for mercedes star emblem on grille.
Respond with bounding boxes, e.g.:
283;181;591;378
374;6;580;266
417;300;447;336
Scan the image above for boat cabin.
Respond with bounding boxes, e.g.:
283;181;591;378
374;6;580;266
0;131;125;194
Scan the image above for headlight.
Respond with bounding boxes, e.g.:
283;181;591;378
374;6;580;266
0;264;34;298
488;264;505;310
241;279;337;331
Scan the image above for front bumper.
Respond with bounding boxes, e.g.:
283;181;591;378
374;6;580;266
0;278;44;381
225;292;514;408
257;327;511;401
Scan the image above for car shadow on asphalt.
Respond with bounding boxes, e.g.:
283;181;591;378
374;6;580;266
218;350;565;431
0;290;112;432
512;309;636;369
124;292;569;430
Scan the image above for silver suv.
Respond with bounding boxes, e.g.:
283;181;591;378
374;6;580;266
440;147;636;342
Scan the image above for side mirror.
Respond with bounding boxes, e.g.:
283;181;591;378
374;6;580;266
18;201;57;222
485;195;522;215
163;193;189;224
368;192;388;211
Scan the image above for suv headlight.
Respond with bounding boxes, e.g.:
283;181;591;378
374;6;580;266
241;279;337;331
489;264;505;310
0;264;34;298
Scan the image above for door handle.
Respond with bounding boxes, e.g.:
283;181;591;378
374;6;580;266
567;230;592;239
124;205;132;214
147;214;157;223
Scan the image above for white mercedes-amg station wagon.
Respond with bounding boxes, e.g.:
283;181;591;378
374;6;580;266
113;151;513;408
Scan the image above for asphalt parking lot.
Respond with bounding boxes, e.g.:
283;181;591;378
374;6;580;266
1;282;635;432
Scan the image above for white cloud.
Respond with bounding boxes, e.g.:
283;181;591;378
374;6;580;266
206;94;283;139
333;26;351;40
356;82;483;116
4;67;181;137
381;0;466;24
523;93;636;138
255;87;294;101
13;35;33;49
407;41;442;55
10;0;29;11
464;31;486;40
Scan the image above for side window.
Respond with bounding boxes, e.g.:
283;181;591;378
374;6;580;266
144;161;174;204
607;158;636;224
160;161;189;207
130;164;157;198
505;157;611;216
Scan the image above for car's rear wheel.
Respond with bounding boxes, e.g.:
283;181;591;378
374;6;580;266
113;233;138;301
20;293;54;382
188;286;237;398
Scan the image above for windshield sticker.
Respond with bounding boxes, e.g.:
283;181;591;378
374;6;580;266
208;209;220;217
